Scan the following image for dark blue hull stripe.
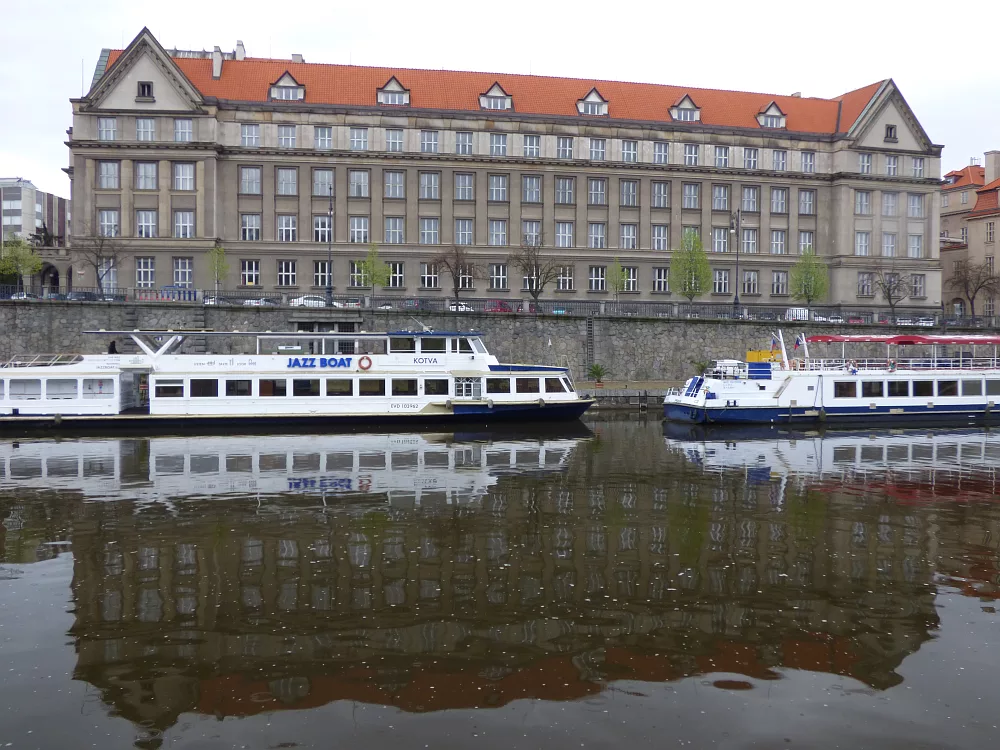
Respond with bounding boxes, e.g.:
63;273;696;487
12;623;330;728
664;402;1000;425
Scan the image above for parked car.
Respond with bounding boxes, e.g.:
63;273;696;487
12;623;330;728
66;291;100;302
9;292;39;301
377;302;396;310
242;298;279;307
896;317;915;326
289;295;328;308
551;307;568;315
811;314;828;322
448;302;474;312
847;316;865;324
485;300;514;313
916;317;936;327
826;315;845;324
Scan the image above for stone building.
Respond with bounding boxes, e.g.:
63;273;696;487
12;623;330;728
1;177;71;291
67;28;943;307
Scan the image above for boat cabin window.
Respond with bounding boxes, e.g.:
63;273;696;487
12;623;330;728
226;379;252;397
9;379;42;400
420;337;447;353
83;378;115;399
833;446;855;463
861;381;884;398
190;379;219;398
154;379;184;398
987;380;1000;396
486;378;511;394
937;380;959;397
913;381;933;397
293;379;321;396
516;377;541;394
326;379;353;397
470;338;487;354
455;377;480;398
833;381;856;398
545;377;568;393
47;379;78;400
963;380;983;396
260;379;287;397
561;377;573;392
887;381;909;398
424;378;449;395
392;379;418;396
389;337;416;353
359;379;386;396
451;338;474;353
0;380;4;398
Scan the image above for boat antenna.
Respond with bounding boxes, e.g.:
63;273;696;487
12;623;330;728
409;316;432;333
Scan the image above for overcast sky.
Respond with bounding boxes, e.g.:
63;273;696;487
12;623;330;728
2;0;998;196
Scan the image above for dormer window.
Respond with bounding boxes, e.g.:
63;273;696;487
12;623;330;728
884;124;898;143
136;81;154;101
757;102;786;129
670;95;700;123
377;77;410;106
577;88;609;117
479;83;512;111
269;72;305;101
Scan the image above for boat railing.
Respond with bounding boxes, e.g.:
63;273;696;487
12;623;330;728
2;353;85;368
799;357;1000;372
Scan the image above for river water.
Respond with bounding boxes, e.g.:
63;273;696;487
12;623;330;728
1;418;998;749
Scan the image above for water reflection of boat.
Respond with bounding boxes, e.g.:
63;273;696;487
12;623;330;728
0;427;591;506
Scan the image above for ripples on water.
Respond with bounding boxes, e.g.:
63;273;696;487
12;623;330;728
1;419;999;749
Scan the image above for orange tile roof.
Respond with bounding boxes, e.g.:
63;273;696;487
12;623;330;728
104;49;884;135
943;165;986;191
968;179;1000;218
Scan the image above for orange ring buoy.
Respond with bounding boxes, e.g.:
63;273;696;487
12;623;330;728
358;355;373;370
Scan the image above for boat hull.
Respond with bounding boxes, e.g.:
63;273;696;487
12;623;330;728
664;401;1000;426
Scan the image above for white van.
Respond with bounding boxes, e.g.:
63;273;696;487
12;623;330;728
785;307;809;321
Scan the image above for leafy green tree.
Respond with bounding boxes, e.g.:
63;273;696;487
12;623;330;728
356;243;391;300
607;257;627;304
668;232;712;306
206;244;230;292
789;248;829;314
0;235;43;290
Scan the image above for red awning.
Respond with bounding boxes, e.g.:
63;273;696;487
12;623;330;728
806;334;1000;346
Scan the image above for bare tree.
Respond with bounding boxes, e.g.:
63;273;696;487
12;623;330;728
507;235;561;308
73;224;128;296
871;260;913;323
434;245;483;303
946;260;1000;321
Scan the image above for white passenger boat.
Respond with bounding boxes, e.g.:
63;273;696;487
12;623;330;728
665;331;1000;425
0;329;593;430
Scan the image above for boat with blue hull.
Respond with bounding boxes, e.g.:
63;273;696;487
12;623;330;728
664;331;1000;426
0;329;594;431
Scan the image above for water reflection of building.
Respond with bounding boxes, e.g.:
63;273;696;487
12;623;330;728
51;426;942;737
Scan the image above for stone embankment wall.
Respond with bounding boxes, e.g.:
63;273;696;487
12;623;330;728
0;301;937;382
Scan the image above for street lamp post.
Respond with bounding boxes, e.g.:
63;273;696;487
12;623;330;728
730;209;741;312
325;186;334;306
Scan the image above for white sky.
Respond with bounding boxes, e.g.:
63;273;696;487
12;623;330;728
2;0;998;197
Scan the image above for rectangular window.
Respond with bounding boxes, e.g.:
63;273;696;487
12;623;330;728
419;172;440;199
652;224;669;251
770;229;786;255
349;216;369;243
713;269;730;294
711;184;729;211
557;266;575;291
276;214;297;242
801;151;815;173
963;380;983;396
136;118;155;141
172;162;194;191
173;210;194;239
98;161;119;189
962;227;969;243
314;126;332;149
912;273;926;297
135;210;157;238
323;379;352;397
621;266;638;292
419;217;440;245
588;222;606;249
486;378;511;394
882;232;897;257
387;262;404;288
651;181;669;209
523;219;542;247
912;158;925;178
489;263;507;290
882;192;898;217
488;174;508;201
744;147;759;170
862;381;884;398
742;269;759;295
742;227;758;254
987;222;996;243
913;381;933;397
349;127;368;151
490;133;507;156
590;138;607;161
859;153;872;174
313;168;334;197
887;381;909;398
289;379;320;397
313;260;331;288
771;270;788;295
773;150;787;171
260;379;287;397
834;382;858;398
420;130;438;153
620;224;637;250
240;214;261;241
771;187;788;213
653;141;669;164
241;259;260;286
938;381;959;397
240;166;261;194
857;271;873;297
277;260;297;286
523;134;540;157
172;119;193;143
424;379;449;396
712;227;728;253
908;234;923;258
908;194;925;218
799;189;815;215
522;175;541;203
653;267;670;292
588;266;606;292
556;136;574;159
455;131;472;155
272;125;297;149
240;123;260;147
742;186;759;212
489;219;507;246
314;215;332;243
455;218;473;245
390;379;417;396
379;127;401;152
188;378;218;399
886;155;898;176
98;117;116;141
154;380;184;398
799;230;814;254
556;221;574;248
684;144;699;166
135;162;157;190
348;170;369;198
420;263;439;288
588;177;606;205
620;179;638;206
276;167;297;195
556;177;575;204
349;260;368;288
715;146;729;168
855;231;871;256
454;173;473;201
515;378;540;394
384;216;403;244
135;257;155;288
621;139;638;163
458;267;474;290
682;183;700;209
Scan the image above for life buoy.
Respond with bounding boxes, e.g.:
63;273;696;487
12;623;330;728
887;358;897;373
358;355;372;371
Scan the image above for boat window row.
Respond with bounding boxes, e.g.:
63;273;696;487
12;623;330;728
0;378;116;400
153;375;569;399
833;379;1000;399
290;337;482;355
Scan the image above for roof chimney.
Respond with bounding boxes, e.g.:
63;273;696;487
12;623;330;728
235;40;246;60
291;53;304;63
790;92;801;98
985;151;1000;185
212;46;223;79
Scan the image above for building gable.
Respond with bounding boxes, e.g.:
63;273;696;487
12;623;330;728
850;81;932;152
